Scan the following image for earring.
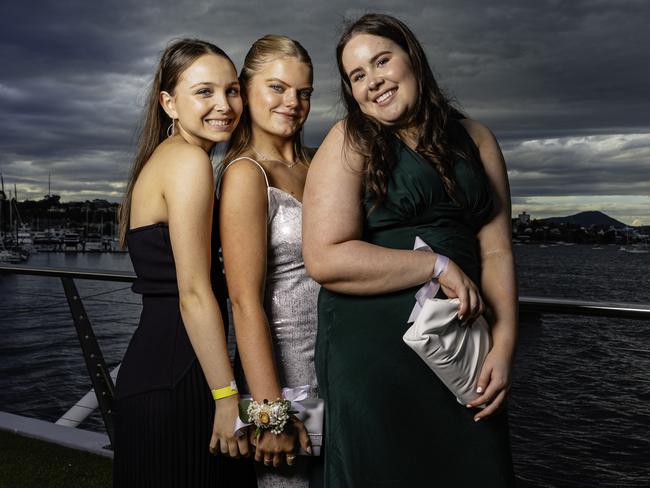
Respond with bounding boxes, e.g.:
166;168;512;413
166;119;175;138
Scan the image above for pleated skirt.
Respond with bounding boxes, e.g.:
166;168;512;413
113;359;256;487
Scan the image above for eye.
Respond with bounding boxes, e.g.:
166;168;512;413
299;89;312;100
351;72;365;83
377;57;389;67
195;88;212;97
226;87;240;96
270;84;284;93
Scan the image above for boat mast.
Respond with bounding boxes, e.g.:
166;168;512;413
14;183;19;242
0;170;5;242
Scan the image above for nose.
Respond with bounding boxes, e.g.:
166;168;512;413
284;90;298;109
213;92;232;113
368;72;384;91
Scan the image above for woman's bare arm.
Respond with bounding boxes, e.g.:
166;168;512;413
303;122;484;319
219;159;283;402
220;158;311;463
161;142;243;455
461;119;518;418
302;122;439;294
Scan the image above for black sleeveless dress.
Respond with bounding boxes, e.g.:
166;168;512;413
112;206;256;487
314;120;515;487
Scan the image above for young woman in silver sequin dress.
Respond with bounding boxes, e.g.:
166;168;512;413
219;35;319;488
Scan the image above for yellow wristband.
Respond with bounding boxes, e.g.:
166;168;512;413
211;381;238;400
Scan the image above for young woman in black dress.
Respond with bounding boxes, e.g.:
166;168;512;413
114;39;253;487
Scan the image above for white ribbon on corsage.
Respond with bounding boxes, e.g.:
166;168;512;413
407;236;449;324
234;385;311;437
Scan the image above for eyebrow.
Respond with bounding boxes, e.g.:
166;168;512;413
347;50;392;79
188;81;239;89
265;78;313;90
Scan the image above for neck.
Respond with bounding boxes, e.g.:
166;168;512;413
396;126;420;150
176;127;214;153
250;130;297;163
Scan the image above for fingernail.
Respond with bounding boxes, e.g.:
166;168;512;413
466;404;472;408
306;446;312;455
476;386;483;394
474;417;481;422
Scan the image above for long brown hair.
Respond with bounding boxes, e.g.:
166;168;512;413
118;39;233;248
223;34;313;166
336;13;464;207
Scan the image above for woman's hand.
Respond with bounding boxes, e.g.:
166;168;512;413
466;346;513;420
251;417;311;467
209;395;249;458
437;258;485;322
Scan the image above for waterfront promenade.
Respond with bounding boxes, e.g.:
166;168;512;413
1;245;649;487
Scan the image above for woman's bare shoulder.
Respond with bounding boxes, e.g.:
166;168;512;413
312;119;364;172
458;118;497;149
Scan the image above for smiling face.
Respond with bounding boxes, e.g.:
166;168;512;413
246;56;313;140
161;53;243;151
341;33;418;128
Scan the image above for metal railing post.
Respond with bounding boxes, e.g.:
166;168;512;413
60;276;115;446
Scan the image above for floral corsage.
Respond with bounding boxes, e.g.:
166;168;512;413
244;398;293;436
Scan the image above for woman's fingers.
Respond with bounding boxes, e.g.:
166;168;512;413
457;286;469;320
473;389;507;421
478;294;486;316
296;422;312;455
466;288;480;322
219;437;229;455
227;436;240;458
272;453;283;468
209;434;218;455
237;435;250;458
255;444;265;463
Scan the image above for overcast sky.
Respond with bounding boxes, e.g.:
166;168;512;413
1;0;648;224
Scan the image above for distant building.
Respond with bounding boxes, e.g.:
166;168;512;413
517;211;530;225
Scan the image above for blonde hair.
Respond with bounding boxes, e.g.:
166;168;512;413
223;35;313;165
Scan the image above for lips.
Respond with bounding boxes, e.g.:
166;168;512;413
205;118;233;128
374;88;397;104
274;111;299;120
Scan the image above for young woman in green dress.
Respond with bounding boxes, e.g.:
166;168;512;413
303;14;517;487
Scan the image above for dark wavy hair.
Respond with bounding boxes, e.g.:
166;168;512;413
336;13;464;207
118;39;234;248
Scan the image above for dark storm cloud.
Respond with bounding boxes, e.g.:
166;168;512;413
1;0;649;221
504;133;650;196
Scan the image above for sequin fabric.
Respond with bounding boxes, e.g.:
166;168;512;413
225;158;320;488
262;187;320;399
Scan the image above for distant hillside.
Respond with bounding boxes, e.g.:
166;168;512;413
540;211;627;228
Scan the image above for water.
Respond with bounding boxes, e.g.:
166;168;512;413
510;244;650;487
1;245;649;487
0;253;138;431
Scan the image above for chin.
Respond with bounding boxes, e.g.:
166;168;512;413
207;132;233;144
271;126;299;138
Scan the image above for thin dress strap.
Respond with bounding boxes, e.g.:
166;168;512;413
223;156;270;188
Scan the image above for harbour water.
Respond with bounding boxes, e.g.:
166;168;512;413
1;245;649;487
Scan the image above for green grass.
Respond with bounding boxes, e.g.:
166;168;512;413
0;430;112;488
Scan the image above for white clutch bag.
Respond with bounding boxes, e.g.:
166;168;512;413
293;398;323;456
403;297;491;405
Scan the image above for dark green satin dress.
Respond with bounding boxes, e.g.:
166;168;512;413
314;121;515;487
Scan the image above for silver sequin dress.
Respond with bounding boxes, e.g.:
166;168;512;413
224;157;320;488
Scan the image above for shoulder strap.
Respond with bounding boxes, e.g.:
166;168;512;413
223;156;270;188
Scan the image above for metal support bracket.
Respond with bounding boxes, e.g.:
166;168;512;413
60;277;115;446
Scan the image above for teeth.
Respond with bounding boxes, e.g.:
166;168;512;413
376;90;395;103
207;119;230;126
